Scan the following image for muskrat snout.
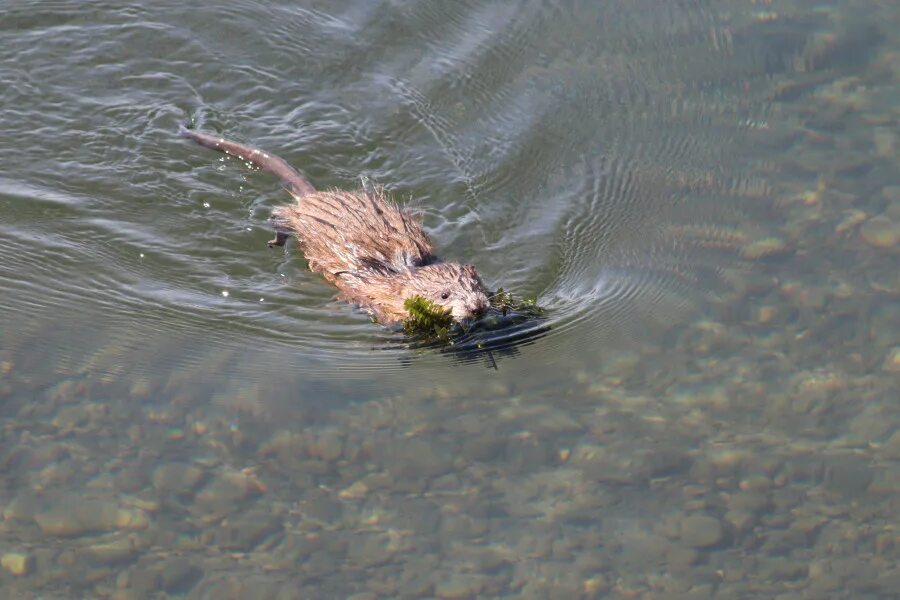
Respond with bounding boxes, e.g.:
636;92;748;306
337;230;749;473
455;299;489;326
469;296;490;318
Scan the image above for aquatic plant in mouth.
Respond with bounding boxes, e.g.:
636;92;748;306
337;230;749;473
403;289;545;345
403;295;455;342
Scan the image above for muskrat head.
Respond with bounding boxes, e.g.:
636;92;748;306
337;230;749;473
403;263;490;323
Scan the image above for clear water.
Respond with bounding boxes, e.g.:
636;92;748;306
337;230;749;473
1;0;899;597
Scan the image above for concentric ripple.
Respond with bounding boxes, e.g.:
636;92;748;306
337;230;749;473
0;0;827;390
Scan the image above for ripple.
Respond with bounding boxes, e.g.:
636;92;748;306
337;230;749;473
0;0;809;389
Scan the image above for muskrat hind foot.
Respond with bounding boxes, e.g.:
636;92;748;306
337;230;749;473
268;231;289;247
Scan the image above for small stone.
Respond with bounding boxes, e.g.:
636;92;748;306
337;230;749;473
216;512;282;551
823;457;872;496
434;573;486;599
834;209;868;234
582;575;609;596
789;516;825;537
532;409;583;434
881;430;900;459
794;370;844;395
726;491;768;513
882;347;900;373
441;513;489;539
130;568;161;596
129;380;153;399
766;558;806;581
504;435;556;472
346;533;392;567
114;508;150;530
739;475;772;492
152;463;205;496
667;546;700;568
643;448;691;478
339;480;369;500
875;532;896;554
707;449;751;471
51;405;92;430
867;569;900;595
385;438;455;480
725;510;757;533
460;437;505;462
45;378;86;403
157;559;203;593
848;404;896;442
861;216;900;248
84;537;141;565
193;469;265;519
300;490;343;524
883;185;900;205
35;498;147;537
3;493;36;522
755;306;777;324
306;429;344;462
679;515;724;548
1;552;34;576
810;573;843;593
466;548;508;574
741;237;790;260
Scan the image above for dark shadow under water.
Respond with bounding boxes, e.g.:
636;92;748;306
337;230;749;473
389;306;554;370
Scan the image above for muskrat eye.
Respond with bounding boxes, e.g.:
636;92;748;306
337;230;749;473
440;291;450;300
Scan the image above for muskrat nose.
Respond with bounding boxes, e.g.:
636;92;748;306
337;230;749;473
470;301;489;317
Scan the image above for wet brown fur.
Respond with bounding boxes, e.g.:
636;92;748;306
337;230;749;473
181;126;490;324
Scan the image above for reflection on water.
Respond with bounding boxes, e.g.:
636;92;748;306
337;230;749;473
1;0;899;597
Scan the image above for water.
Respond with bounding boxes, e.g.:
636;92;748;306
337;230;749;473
1;0;899;597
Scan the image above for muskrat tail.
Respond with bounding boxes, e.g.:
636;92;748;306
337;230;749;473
179;123;316;197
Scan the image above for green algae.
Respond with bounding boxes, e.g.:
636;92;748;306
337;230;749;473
489;288;544;317
403;296;455;342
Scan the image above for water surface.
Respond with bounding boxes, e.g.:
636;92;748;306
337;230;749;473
1;0;899;597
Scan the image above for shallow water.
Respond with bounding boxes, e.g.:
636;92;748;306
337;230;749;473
2;0;899;597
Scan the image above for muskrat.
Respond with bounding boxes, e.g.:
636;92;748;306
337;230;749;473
180;126;491;325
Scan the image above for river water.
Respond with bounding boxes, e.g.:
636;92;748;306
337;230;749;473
1;0;899;597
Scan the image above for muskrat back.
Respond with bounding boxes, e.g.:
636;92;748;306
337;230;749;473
181;126;490;324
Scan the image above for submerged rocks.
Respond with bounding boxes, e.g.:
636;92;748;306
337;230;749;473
1;552;35;576
860;215;900;248
882;347;900;372
192;468;265;521
33;497;149;537
215;511;283;552
383;438;457;482
678;515;725;549
151;462;205;497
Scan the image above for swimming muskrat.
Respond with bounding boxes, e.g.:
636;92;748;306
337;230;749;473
181;126;491;325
